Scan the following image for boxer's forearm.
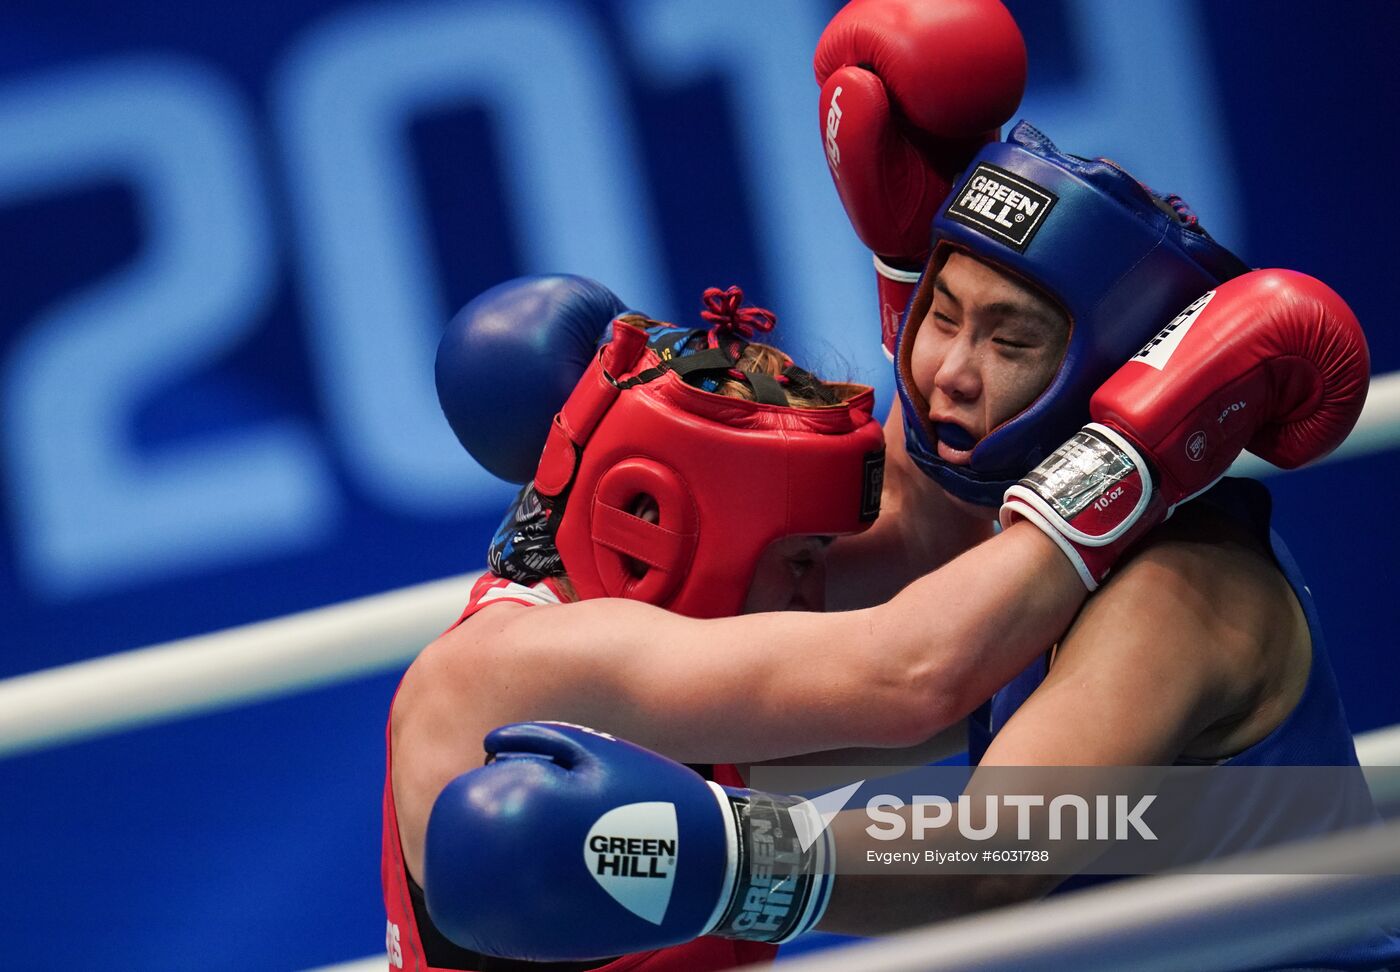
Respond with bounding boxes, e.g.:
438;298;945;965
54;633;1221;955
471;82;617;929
400;521;1081;790
865;521;1086;732
485;523;1082;762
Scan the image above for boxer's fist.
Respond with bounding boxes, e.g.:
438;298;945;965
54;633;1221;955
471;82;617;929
814;0;1026;351
1097;269;1368;483
814;0;1026;255
436;275;629;483
425;722;833;961
1002;269;1369;589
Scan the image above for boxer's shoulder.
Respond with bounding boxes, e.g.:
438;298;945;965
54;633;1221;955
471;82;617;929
1086;499;1310;735
1102;501;1298;639
398;575;571;722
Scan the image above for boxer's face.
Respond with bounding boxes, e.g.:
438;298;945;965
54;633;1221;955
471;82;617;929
741;535;832;614
909;251;1069;467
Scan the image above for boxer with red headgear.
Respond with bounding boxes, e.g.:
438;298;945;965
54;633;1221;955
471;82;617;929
485;286;883;620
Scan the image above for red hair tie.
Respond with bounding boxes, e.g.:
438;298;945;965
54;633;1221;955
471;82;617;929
699;285;777;343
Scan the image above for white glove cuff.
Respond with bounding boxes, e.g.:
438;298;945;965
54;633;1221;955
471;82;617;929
1000;424;1154;546
872;252;923;284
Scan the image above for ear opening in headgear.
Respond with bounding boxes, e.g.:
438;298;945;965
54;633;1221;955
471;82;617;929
590;460;698;606
621;493;660;579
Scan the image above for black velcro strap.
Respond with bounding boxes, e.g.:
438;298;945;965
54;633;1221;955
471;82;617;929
781;364;839;405
747;371;789;406
660;347;740;381
613;343;822;408
612;347;737;390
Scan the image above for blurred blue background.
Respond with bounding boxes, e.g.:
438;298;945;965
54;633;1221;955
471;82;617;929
0;1;1396;968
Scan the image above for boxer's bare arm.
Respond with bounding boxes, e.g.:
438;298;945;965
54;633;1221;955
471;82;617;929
818;509;1310;933
749;720;969;780
981;505;1311;767
826;397;994;611
464;520;1081;761
393;521;1084;882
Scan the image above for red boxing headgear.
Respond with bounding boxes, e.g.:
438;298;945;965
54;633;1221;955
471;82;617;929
530;315;885;619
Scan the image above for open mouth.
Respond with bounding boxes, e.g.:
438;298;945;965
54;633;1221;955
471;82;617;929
934;421;978;465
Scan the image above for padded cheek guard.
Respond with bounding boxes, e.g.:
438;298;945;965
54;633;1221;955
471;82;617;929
895;121;1250;507
534;320;885;620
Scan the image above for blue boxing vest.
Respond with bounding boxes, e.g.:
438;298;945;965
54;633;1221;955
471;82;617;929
968;478;1400;971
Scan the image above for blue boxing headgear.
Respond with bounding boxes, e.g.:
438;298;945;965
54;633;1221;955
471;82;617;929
895;122;1250;507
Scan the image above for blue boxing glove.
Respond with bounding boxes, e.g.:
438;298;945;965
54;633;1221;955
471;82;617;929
425;722;835;962
436;275;629;484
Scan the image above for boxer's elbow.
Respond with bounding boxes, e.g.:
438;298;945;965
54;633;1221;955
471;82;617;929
392;632;508;881
856;649;968;750
862;634;973;748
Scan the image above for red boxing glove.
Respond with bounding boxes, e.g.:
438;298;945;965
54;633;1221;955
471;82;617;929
814;0;1027;353
1002;269;1370;589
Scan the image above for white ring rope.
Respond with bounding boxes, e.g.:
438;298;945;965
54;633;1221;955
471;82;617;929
2;369;1399;761
308;818;1400;972
0;572;481;759
774;818;1400;972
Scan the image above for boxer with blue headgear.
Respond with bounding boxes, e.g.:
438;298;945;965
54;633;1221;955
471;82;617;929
402;2;1378;952
420;146;1390;972
894;121;1251;508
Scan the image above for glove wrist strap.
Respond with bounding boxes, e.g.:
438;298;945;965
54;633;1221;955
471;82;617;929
1000;424;1161;590
707;786;835;944
872;253;924;283
874;254;924;359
